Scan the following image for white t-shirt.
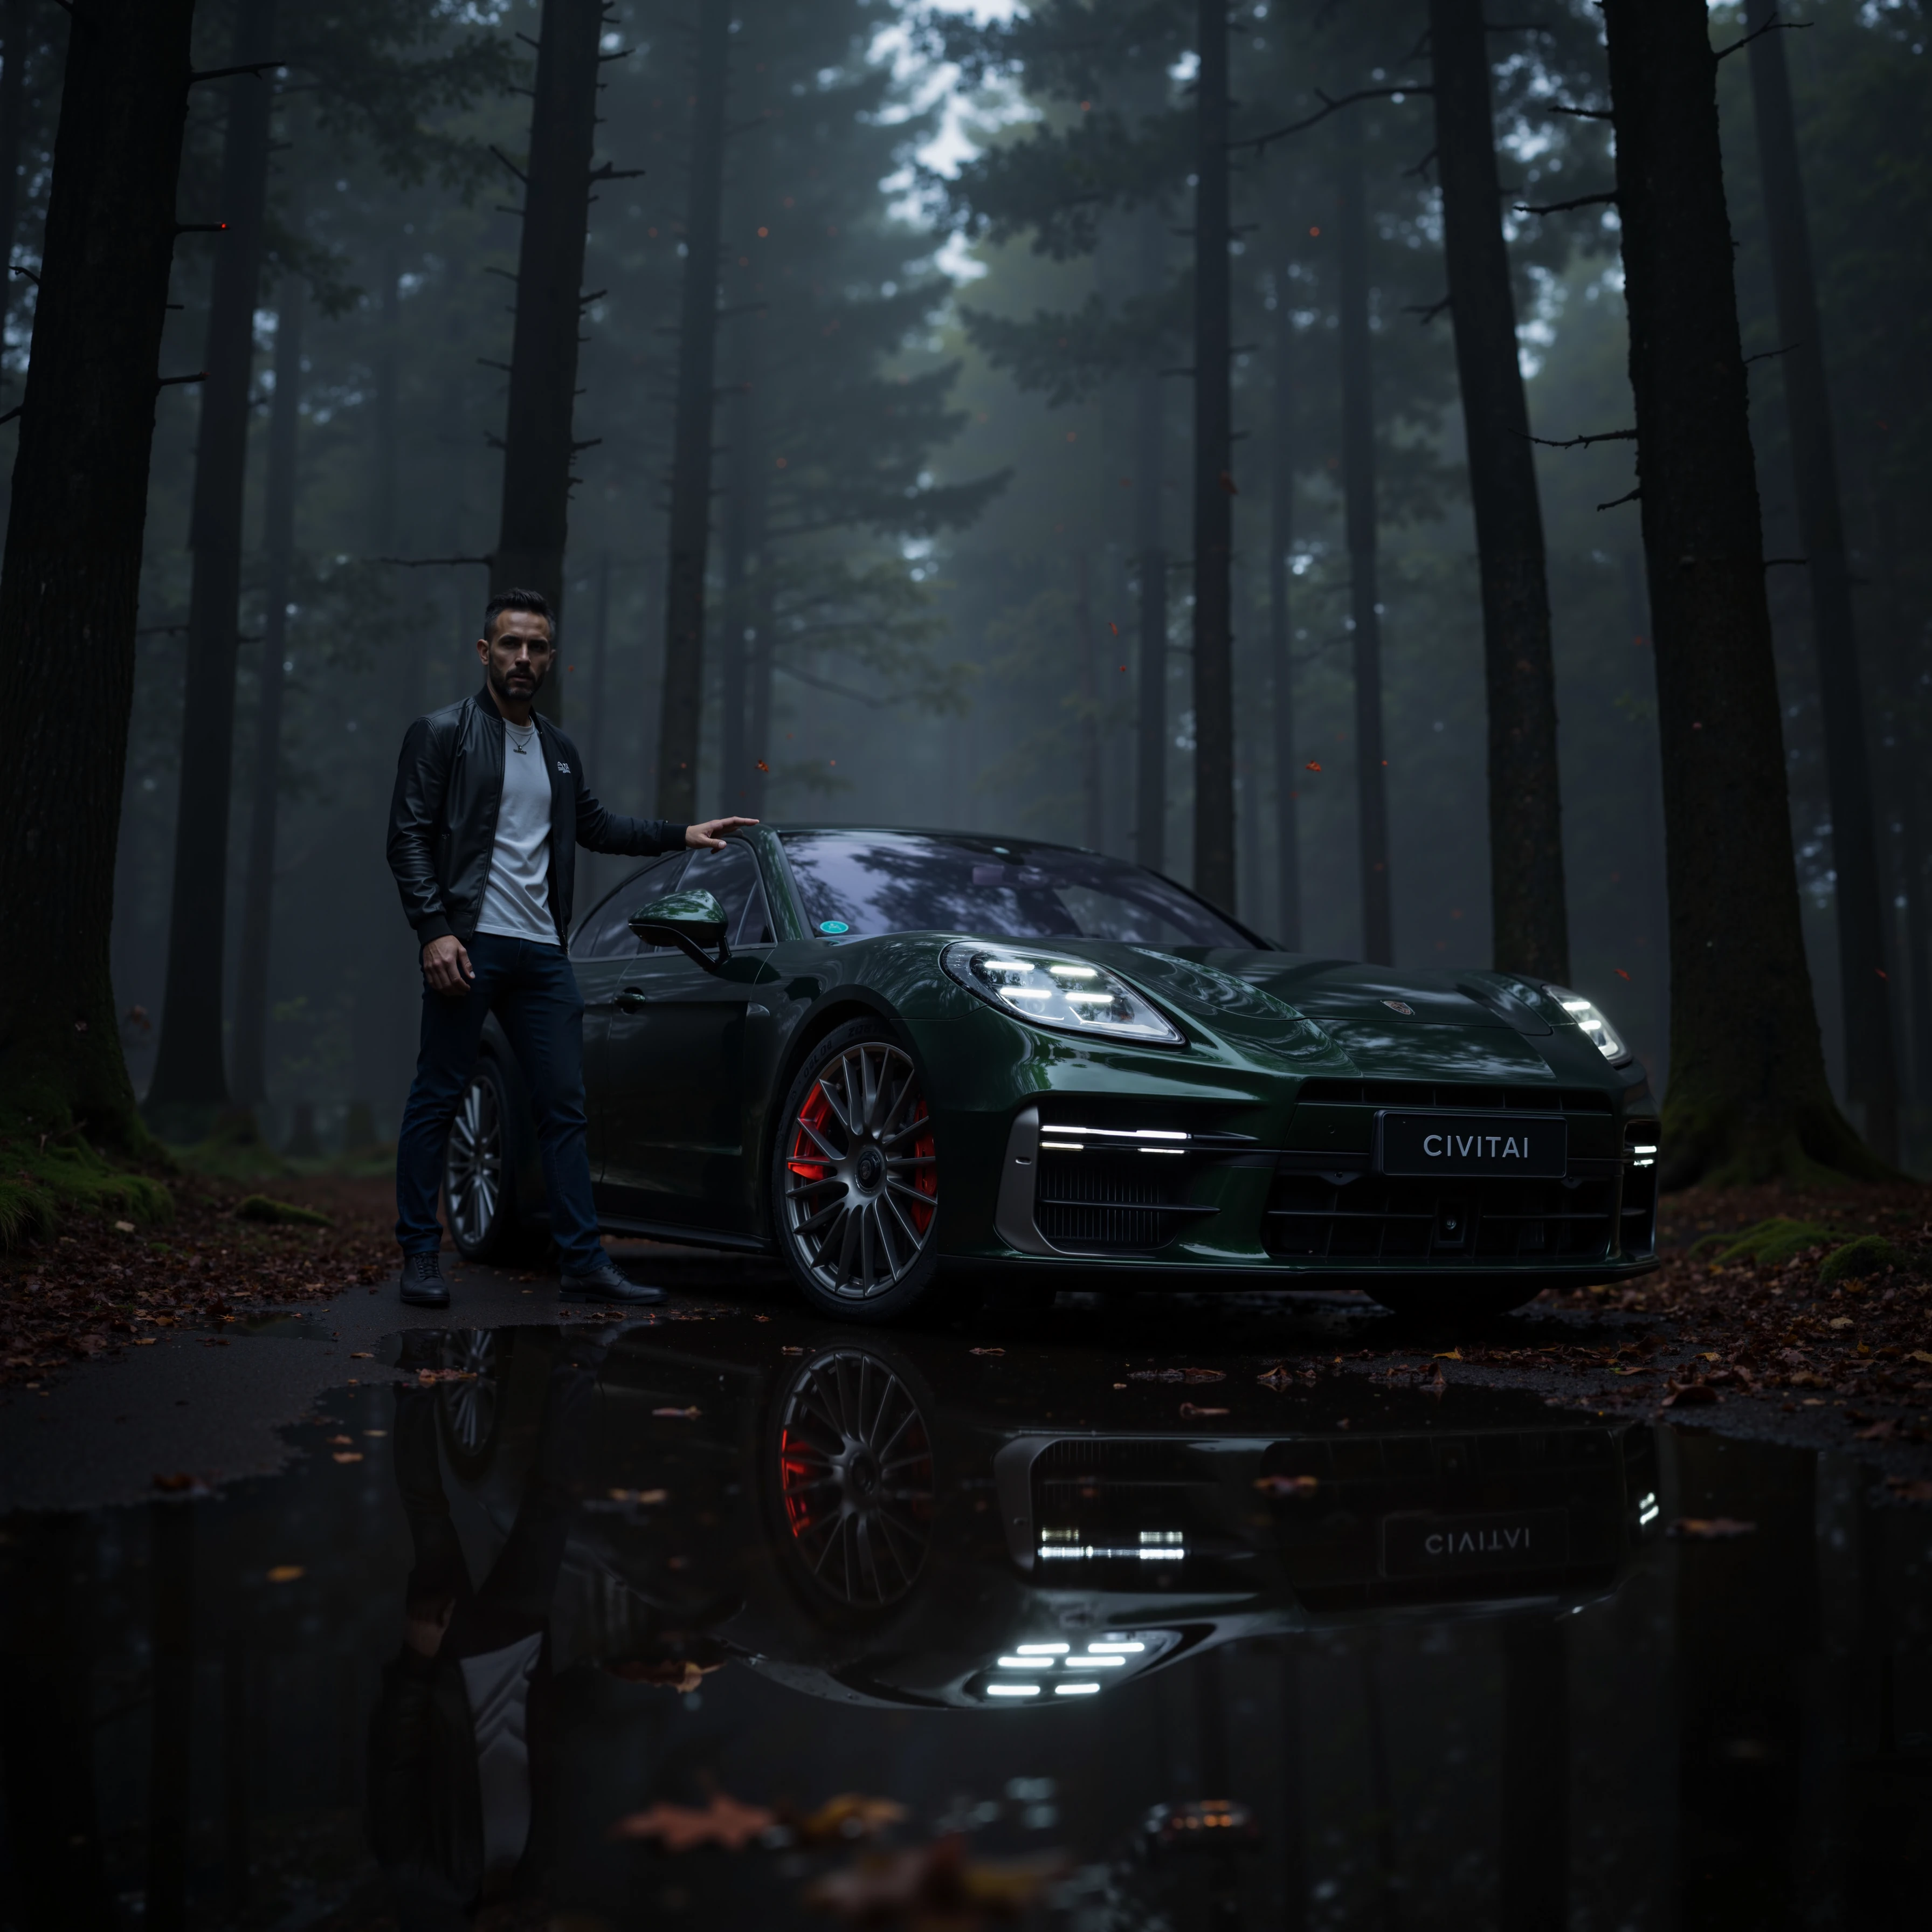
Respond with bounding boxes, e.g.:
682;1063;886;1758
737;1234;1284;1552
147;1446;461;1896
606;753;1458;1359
475;720;560;945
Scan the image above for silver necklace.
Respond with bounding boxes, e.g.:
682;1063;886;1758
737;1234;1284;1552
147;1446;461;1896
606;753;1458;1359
506;720;537;755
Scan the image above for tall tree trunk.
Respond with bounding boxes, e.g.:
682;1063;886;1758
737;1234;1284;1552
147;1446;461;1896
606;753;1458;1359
720;314;765;816
746;556;775;819
577;548;611;905
1430;0;1569;984
0;0;31;362
146;0;278;1119
1134;205;1168;873
1337;109;1393;965
231;268;303;1107
1269;267;1301;948
1743;0;1898;1162
1601;0;1880;1184
1190;0;1235;909
1076;549;1103;848
1871;493;1932;1110
0;0;197;1143
492;0;607;728
655;1;730;823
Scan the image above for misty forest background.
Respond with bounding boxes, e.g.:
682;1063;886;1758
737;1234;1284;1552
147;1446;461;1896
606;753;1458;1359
9;0;1926;1163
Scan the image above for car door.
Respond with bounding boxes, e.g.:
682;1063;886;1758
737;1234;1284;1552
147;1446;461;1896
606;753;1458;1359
594;840;779;1234
572;853;688;1194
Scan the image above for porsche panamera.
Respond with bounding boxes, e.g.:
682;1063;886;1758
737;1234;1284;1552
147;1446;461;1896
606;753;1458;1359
443;826;1660;1322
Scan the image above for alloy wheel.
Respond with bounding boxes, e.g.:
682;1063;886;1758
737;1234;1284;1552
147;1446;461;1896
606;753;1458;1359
782;1041;938;1301
776;1348;935;1606
436;1330;500;1458
445;1070;502;1251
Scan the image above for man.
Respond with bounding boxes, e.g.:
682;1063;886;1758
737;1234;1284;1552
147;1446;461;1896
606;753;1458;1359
387;588;753;1307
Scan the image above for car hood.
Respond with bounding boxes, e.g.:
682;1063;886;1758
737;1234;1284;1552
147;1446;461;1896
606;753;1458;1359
1075;947;1578;1083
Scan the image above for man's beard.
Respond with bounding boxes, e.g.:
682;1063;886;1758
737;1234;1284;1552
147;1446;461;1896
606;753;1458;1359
489;659;548;705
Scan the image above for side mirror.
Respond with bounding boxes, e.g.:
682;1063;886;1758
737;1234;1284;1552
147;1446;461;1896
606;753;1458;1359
629;889;730;971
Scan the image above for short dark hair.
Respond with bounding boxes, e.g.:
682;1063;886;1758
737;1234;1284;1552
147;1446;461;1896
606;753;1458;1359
482;586;557;643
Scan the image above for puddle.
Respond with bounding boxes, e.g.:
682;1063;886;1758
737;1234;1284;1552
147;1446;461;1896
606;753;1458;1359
2;1317;1928;1929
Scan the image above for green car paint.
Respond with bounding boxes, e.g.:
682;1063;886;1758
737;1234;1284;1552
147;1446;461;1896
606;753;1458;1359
491;826;1659;1302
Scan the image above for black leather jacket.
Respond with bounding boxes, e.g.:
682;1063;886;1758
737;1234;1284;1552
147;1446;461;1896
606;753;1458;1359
387;687;682;948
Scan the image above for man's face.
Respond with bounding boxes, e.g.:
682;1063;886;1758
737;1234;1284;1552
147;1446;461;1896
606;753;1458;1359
477;610;555;706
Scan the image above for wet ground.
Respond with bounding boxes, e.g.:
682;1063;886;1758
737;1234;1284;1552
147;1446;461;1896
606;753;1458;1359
2;1253;1930;1930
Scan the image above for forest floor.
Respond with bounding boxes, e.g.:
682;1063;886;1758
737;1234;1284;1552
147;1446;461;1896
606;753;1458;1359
1;1166;1928;1481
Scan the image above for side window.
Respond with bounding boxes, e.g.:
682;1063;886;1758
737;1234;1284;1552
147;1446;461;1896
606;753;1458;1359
574;854;688;958
678;841;773;949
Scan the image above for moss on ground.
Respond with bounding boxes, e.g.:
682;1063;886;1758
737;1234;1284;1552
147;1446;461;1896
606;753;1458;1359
1687;1216;1845;1266
1817;1233;1911;1286
0;1124;174;1248
234;1192;333;1228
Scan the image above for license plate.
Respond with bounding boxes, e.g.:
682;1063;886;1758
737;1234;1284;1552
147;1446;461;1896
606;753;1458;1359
1381;1508;1569;1579
1377;1110;1567;1178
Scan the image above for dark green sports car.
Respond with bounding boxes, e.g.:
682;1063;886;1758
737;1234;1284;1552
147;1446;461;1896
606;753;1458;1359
444;826;1660;1322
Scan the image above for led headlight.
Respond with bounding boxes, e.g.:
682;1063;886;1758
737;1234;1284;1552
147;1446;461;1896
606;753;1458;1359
943;942;1184;1046
1544;984;1628;1061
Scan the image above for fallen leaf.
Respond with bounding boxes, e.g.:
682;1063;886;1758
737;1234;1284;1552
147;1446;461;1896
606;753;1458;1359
1853;1418;1898;1441
1909;1351;1932;1367
1433;1349;1464;1361
152;1473;203;1494
266;1565;305;1584
609;1792;775;1851
653;1406;701;1420
788;1793;909;1847
349;1350;373;1360
608;1487;668;1505
332;1451;364;1464
1254;1473;1319;1497
1179;1402;1230;1418
1256;1365;1294;1391
1129;1367;1225;1385
1670;1517;1757;1540
782;1345;805;1355
1827;1316;1854;1330
327;1434;353;1446
1885;1476;1932;1503
969;1347;1004;1357
134;1337;158;1347
113;1220;135;1233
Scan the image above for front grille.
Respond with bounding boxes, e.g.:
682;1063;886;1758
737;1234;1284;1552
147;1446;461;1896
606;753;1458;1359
1263;1169;1617;1263
1034;1148;1211;1254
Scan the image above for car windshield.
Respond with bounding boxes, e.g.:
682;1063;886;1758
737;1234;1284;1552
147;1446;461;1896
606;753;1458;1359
778;831;1256;948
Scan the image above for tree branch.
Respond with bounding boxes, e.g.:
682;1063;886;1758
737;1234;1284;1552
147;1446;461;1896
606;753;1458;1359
488;144;527;187
189;60;284;87
1715;13;1810;61
1516;426;1636;450
1248;84;1432;156
1514;190;1617;215
378;554;494;569
1404;294;1452;325
156;370;207;389
1545;102;1612;121
1595;487;1641;512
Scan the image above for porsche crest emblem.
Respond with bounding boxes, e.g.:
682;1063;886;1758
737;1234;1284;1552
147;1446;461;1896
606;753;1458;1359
1382;998;1415;1016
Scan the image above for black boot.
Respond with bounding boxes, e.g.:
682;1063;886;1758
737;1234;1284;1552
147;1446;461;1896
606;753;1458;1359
398;1252;451;1308
558;1260;665;1306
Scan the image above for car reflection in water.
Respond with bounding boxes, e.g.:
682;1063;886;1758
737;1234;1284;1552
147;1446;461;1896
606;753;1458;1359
419;1320;1659;1719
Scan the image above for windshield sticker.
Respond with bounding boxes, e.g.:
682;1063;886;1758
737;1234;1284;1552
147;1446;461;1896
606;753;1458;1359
818;920;851;935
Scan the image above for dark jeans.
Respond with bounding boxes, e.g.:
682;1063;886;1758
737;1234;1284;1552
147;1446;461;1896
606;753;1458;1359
394;932;602;1275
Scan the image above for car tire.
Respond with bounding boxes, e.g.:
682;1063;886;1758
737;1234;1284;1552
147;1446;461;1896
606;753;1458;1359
1364;1280;1543;1322
444;1054;541;1264
764;1339;939;1622
770;1019;946;1323
433;1328;508;1479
